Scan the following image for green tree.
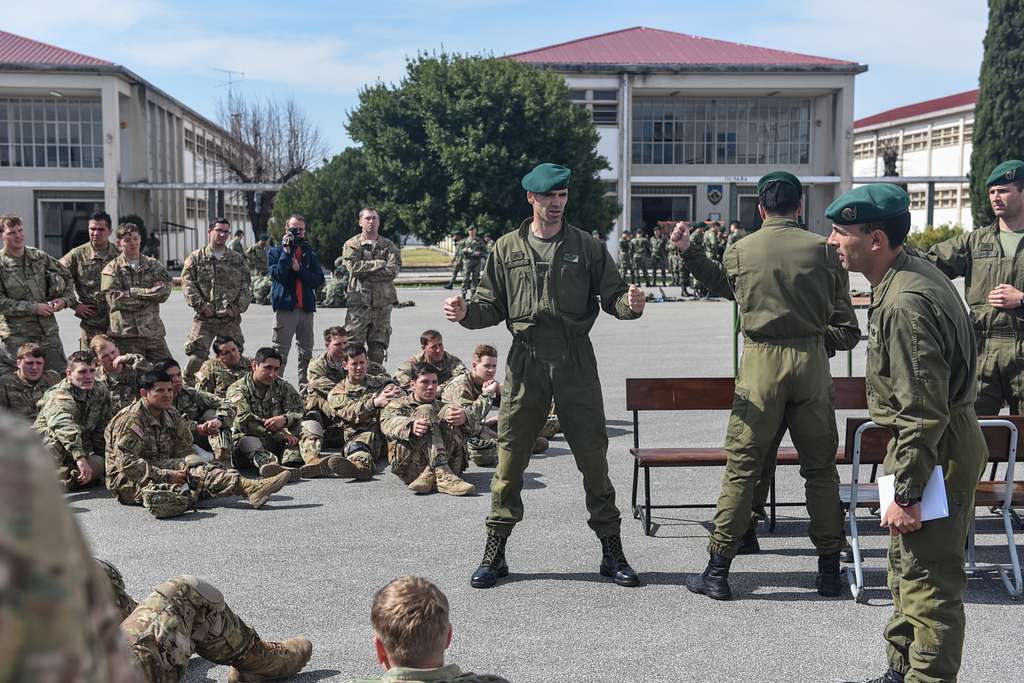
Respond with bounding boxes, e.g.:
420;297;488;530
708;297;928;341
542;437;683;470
970;0;1024;226
905;223;966;251
271;147;385;264
346;53;618;244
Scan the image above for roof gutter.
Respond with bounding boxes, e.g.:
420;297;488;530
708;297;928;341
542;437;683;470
515;62;868;75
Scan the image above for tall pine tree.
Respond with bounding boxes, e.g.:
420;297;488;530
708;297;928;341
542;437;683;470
970;0;1024;226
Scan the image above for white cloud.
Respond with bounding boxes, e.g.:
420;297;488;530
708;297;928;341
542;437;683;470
3;0;168;36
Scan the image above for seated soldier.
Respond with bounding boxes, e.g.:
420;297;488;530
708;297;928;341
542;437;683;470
393;329;467;390
91;333;153;414
154;359;234;466
194;335;251;398
322;266;349;307
105;369;291;517
33;349;112;491
0;342;62;420
326;344;404;473
306;325;349;417
347;576;509;683
225;346;348;480
380;363;476;496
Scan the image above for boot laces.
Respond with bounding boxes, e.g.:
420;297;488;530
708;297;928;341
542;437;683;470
605;535;628;563
482;533;505;565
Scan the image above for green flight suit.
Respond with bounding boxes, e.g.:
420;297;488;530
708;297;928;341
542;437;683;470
460;219;641;538
922;221;1024;415
683;216;860;559
867;251;987;682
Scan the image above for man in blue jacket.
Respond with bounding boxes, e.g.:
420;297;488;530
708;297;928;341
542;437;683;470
269;214;325;392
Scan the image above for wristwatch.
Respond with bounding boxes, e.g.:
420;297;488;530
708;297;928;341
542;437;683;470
894;491;921;508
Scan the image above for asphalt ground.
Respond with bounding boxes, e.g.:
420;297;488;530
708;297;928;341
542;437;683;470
58;283;1024;683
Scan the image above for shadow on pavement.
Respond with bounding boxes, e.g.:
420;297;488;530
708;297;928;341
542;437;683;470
460;470;545;493
64;486;110;502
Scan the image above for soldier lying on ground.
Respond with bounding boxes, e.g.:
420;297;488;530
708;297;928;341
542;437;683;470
195;334;252;398
0;342;61;420
91;333;153;414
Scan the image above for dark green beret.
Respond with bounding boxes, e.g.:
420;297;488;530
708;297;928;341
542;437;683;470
756;171;803;198
522;163;571;193
258;233;268;241
826;184;910;225
986;160;1024;187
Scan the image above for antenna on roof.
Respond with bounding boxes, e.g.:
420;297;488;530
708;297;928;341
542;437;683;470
213;68;245;100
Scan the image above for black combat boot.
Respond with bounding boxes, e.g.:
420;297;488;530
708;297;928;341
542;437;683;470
840;539;855;563
841;669;904;683
470;531;508;589
736;526;760;555
816;552;843;597
686;552;732;600
599;534;640;587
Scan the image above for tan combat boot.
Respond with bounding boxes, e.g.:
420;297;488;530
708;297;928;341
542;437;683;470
407;465;436;494
435;465;475;496
325;454;361;479
239;471;290;509
227;636;313;682
258;462;300;482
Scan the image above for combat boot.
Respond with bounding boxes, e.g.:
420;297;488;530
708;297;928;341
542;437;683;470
599;534;640;587
435;465;475;496
325;455;361;479
736;527;760;555
815;552;843;597
227;636;313;682
470;530;508;588
408;465;436;494
258;462;300;482
532;436;549;454
841;670;904;683
686;552;733;600
239;471;290;509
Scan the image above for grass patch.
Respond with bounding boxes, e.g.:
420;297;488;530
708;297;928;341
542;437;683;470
401;246;452;268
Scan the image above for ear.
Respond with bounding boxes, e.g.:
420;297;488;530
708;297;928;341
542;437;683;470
373;635;390;669
757;204;767;220
445;624;453;650
796;198;805;219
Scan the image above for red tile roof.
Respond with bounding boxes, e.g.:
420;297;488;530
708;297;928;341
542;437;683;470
0;30;111;66
855;89;978;129
507;26;858;68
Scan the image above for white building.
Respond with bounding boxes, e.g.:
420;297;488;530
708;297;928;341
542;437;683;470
853;89;976;229
0;30;253;264
508;26;866;247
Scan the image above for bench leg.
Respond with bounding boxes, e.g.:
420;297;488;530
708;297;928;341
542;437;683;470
769;475;777;533
631;458;639;520
643;466;653;536
1000;503;1023;598
845;506;867;604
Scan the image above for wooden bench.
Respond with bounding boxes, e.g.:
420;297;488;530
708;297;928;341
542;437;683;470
626;377;868;536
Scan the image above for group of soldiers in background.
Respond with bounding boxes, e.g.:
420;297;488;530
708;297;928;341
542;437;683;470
444;225;493;298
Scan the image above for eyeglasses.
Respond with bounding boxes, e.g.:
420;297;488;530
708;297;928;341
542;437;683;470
212;229;230;235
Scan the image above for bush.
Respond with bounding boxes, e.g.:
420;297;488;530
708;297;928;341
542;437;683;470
905;223;965;251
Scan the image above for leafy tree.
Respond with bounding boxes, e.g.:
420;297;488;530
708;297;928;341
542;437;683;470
346;53;618;244
970;0;1024;226
905;223;966;251
270;147;386;265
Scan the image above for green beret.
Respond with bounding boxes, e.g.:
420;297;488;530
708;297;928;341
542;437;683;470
756;171;803;198
258;233;268;241
986;160;1024;187
522;163;571;193
826;184;910;225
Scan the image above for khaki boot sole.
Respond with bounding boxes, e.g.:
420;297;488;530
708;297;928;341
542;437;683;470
259;463;301;482
298;461;327;479
326;455;359;479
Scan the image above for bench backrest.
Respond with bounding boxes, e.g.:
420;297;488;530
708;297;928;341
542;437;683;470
842;415;1024;465
625;377;868;412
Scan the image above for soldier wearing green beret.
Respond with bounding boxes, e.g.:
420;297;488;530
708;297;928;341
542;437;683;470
912;159;1024;416
673;171;860;600
827;183;986;683
443;162;646;589
618;229;634;283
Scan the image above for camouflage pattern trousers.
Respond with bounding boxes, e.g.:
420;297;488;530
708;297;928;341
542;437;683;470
388;426;469;484
345;302;393;366
107;461;242;506
121;576;257;683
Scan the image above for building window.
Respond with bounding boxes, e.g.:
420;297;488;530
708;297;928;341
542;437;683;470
934;188;959;208
185;129;195;152
195;133;206;158
902;131;928;152
909;191;926;210
961;186;971;205
186;197;197;220
963;122;973;144
603;181;617;196
569;89;619;126
932;126;959;148
853;140;875;160
0;97;103;168
631;97;811;166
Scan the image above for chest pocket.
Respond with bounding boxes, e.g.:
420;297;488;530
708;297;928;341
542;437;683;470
557;259;590;316
505;259;532;321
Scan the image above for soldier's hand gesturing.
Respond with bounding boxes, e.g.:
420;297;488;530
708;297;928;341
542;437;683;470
670;221;691;252
444;294;467;322
628;284;646;313
412;418;431;437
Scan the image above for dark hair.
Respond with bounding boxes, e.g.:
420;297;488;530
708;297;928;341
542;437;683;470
234;229;244;237
344;343;367;360
153;359;181;374
67;350;96;367
323;325;348;342
419;329;442;347
411;362;439;381
209;217;230;229
287;213;306;224
139;369;173;390
358;207;379;219
253;347;283;365
758;181;802;215
89;211;112;228
212;335;239;354
858;213;912;248
116;223;141;239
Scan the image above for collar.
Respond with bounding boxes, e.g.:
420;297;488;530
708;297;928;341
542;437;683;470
869;250;910;311
759;216;801;231
382;664;465;681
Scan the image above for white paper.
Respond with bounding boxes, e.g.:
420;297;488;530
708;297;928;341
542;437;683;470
877;465;949;521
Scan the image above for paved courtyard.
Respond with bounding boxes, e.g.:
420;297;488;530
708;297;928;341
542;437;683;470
57;285;1023;683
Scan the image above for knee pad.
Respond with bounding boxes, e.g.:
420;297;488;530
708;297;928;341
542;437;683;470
300;419;324;438
345;440;370;456
200;408;218;422
236;436;262;458
179;575;224;606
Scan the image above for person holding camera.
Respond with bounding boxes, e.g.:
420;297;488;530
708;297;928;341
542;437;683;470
268;213;325;392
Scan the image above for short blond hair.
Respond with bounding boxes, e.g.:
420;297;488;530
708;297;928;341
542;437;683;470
89;334;116;356
371;576;450;666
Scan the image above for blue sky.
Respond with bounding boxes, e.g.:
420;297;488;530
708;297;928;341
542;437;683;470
5;0;988;154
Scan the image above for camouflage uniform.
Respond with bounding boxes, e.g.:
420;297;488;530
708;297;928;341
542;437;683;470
33;377;113;490
244;240;268;278
60;241;120;349
618;233;633;282
630;233;652;286
96;354;153;414
441;372;498;466
0;368;60;420
100;253;174;361
380;393;476;484
0;245;72;372
180;245;252;384
174;385;235;465
224;373;305;468
252;274;273;305
326;373;399;466
104;399;246;512
342;234;402;366
446;237;464;289
227;236;245;255
195;355;252;398
459;235;487;298
650;233;668;284
346;665;509;683
305;351;348;416
393;350;467;390
322;267;350;307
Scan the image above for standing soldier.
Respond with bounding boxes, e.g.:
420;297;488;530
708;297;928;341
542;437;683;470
827;184;986;683
342;207;402;371
227;228;245;255
0;214;72;372
674;172;860;601
61;210;120;349
245;233;269;278
702;221;721;264
322;266;350;307
142;230;160;259
618;229;633;282
0;342;61;420
194;335;251;398
630;229;652;287
443;231;464;291
650;226;669;285
180;218;252;385
100;222;174;362
443;162;646;589
459;225;487;299
727;220;747;246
